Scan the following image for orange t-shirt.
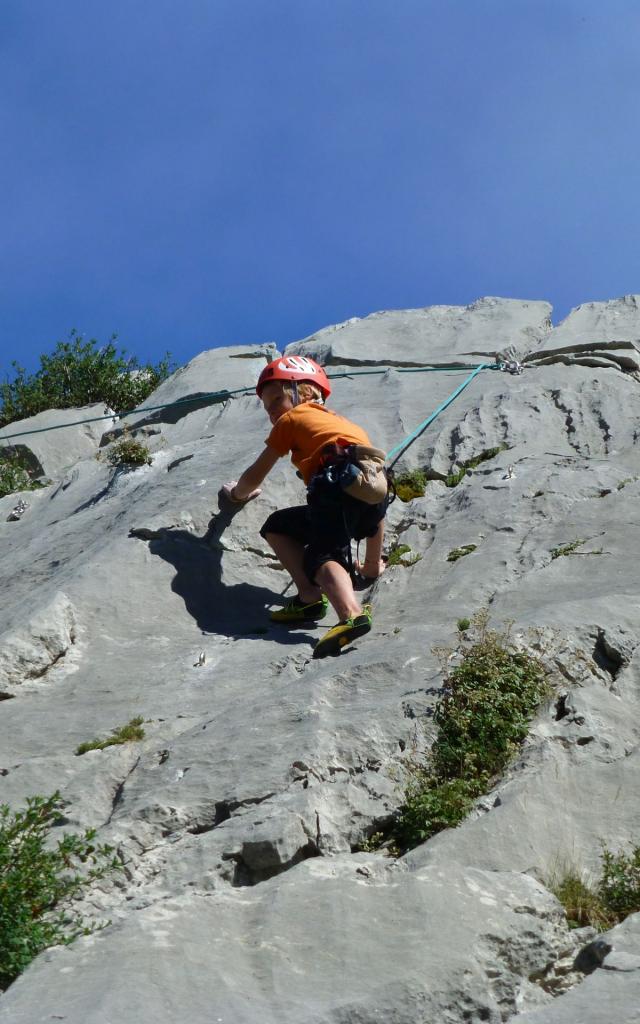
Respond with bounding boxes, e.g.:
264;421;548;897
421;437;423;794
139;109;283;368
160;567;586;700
266;403;372;485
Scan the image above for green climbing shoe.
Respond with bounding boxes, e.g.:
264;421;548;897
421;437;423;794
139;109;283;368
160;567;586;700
270;594;329;623
313;605;372;658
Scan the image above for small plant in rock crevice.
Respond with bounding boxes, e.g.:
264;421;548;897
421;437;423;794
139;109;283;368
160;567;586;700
75;716;145;755
393;611;549;851
447;543;477;563
0;792;121;991
387;543;422;568
550;537;605;560
102;434;152;469
394;468;428;502
550;843;640;931
445;444;509;488
355;831;400;858
550;538;587;559
550;870;613;931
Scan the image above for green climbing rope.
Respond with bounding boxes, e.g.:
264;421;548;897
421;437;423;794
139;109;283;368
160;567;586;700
386;363;491;467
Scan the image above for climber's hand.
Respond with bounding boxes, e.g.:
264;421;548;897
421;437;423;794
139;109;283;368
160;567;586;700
218;481;261;509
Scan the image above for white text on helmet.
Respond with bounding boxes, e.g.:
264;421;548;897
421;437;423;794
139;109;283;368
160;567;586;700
280;356;318;375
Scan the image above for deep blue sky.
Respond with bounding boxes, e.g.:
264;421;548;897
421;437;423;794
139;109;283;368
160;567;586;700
1;0;639;376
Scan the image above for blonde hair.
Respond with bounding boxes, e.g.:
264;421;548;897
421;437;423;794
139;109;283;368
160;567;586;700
282;380;325;404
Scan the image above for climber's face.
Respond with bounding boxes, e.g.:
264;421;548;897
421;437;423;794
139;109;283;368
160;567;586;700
261;382;293;425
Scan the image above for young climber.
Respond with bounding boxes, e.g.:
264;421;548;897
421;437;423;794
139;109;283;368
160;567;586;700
220;355;389;658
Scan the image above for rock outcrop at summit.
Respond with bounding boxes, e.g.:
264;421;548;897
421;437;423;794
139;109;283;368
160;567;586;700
0;297;639;1023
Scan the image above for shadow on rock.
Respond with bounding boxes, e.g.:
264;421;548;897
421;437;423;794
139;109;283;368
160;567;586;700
130;503;316;645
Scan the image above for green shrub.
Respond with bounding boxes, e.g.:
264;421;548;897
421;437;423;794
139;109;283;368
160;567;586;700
599;844;640;921
76;716;145;755
394;469;427;502
395;612;548;850
103;435;152;468
0;793;121;991
0;451;40;499
550;843;640;931
0;334;173;427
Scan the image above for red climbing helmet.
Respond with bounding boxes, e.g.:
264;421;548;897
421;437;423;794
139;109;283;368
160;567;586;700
256;355;332;399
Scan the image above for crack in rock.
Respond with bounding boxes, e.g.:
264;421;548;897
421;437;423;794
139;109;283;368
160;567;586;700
166;454;195;472
592;628;628;680
554;694;570;721
106;756;142;826
185;791;277;836
549;389;581;454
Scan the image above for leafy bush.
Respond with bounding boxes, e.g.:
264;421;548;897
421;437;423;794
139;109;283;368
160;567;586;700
0;333;173;427
0;793;121;991
395;612;548;850
599;844;640;921
0;451;39;499
76;716;145;755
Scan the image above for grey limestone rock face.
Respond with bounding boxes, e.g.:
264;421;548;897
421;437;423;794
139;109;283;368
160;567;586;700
1;298;640;1022
103;342;277;444
0;592;77;693
525;295;640;373
285;296;553;366
0;403;117;479
511;914;640;1023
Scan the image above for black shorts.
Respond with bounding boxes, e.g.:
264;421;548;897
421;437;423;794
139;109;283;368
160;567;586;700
260;474;387;584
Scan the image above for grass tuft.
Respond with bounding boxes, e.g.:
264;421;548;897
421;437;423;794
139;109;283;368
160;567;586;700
75;716;145;756
550;843;640;931
549;870;614;930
